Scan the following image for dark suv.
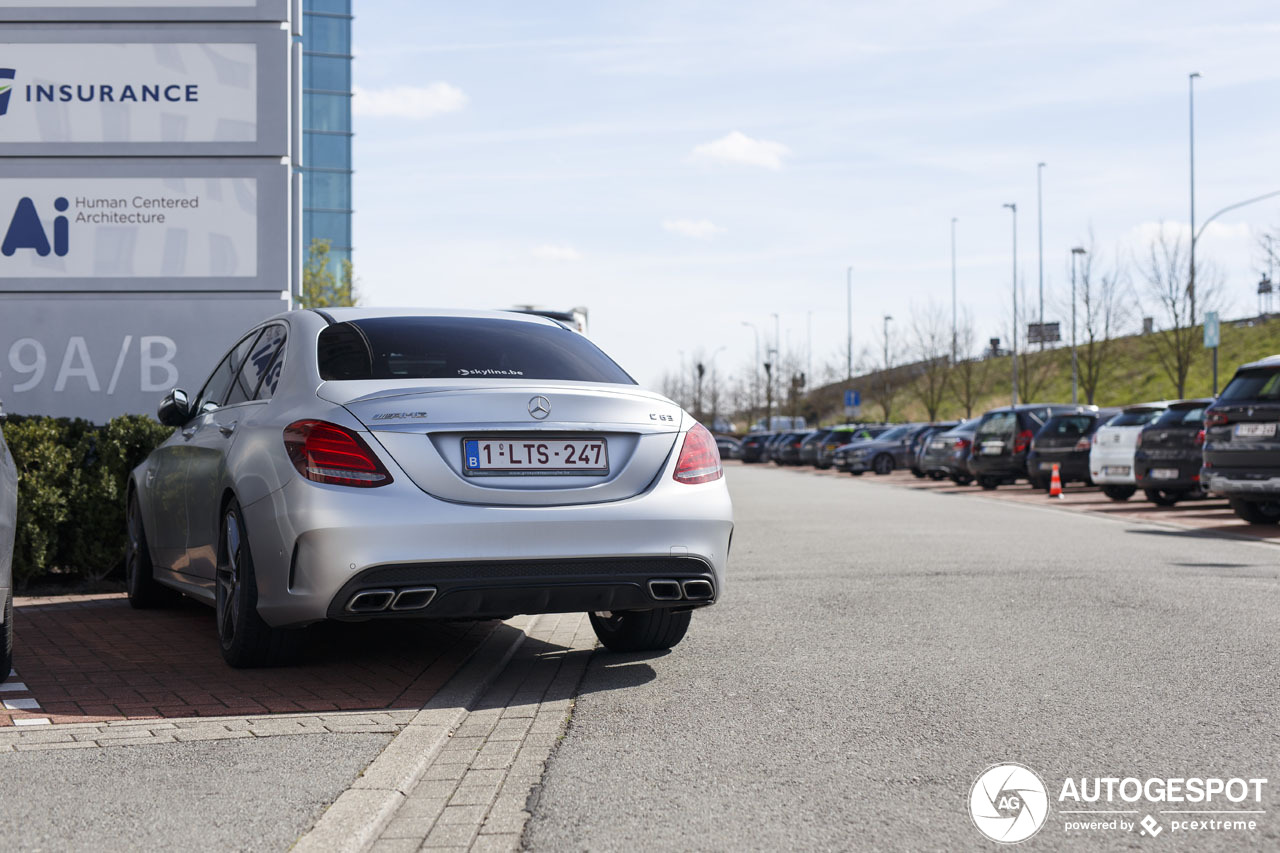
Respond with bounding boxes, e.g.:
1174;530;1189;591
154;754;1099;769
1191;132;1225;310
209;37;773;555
1202;356;1280;523
1025;408;1113;490
969;404;1083;490
1133;399;1213;505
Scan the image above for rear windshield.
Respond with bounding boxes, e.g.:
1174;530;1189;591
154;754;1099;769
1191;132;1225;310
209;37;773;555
317;317;635;384
976;412;1016;437
876;426;909;442
1153;406;1207;426
1219;368;1280;402
1109;410;1162;427
1041;415;1094;436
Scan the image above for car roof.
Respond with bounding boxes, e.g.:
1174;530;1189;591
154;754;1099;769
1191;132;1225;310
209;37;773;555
1122;400;1177;413
1238;354;1280;371
1167;398;1214;409
312;307;566;329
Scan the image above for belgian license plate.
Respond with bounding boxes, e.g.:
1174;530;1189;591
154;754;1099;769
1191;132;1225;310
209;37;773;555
1151;468;1179;480
1235;423;1277;438
463;437;608;475
1103;465;1131;476
981;442;1004;456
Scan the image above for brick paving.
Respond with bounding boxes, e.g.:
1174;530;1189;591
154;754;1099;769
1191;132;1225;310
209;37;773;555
732;460;1280;545
370;612;596;852
2;593;497;727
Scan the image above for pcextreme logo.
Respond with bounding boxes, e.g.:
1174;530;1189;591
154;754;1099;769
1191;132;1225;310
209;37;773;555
1;196;70;258
0;68;14;116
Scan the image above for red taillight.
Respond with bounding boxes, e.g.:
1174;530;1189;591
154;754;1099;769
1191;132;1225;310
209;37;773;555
1074;436;1092;452
954;438;970;450
1013;429;1033;454
1196;429;1205;447
284;420;393;488
674;423;722;485
1206;410;1229;427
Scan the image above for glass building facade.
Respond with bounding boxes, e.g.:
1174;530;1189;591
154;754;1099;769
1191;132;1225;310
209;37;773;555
302;0;353;274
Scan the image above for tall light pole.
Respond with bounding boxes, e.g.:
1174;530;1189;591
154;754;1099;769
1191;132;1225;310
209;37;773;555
741;321;760;427
846;266;853;381
950;217;958;363
1036;162;1046;350
883;314;893;415
771;312;780;426
1002;202;1018;405
1070;247;1086;404
1188;71;1201;328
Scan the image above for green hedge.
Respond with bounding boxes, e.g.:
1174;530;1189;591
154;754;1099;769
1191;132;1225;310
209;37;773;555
3;415;172;586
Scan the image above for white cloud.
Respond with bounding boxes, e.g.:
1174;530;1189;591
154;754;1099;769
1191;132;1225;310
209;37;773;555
689;131;790;169
532;244;582;261
352;83;468;119
662;218;727;239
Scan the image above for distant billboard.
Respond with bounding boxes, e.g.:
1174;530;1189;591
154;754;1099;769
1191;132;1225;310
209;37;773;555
1027;322;1061;345
0;1;289;22
0;26;288;156
0;296;286;420
0;159;289;292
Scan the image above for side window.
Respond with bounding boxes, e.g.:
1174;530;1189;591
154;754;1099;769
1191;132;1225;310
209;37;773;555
251;326;288;400
223;330;268;407
197;331;262;412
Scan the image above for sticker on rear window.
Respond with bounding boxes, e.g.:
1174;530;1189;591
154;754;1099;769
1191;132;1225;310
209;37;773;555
458;368;525;377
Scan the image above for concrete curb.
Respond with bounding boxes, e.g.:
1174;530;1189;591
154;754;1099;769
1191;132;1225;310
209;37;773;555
291;615;539;853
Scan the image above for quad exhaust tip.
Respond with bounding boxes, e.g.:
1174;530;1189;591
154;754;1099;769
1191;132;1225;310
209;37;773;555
647;579;683;601
346;589;396;613
391;587;437;611
682;579;715;601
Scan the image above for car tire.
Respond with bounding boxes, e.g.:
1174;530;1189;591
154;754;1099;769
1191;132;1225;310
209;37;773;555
1144;488;1182;507
1102;485;1135;501
1028;476;1049;491
910;467;925;478
872;455;894;475
979;476;998;490
950;474;973;486
589;608;690;652
849;470;864;476
125;491;180;610
1227;498;1280;525
1;592;12;684
929;471;946;481
217;499;302;668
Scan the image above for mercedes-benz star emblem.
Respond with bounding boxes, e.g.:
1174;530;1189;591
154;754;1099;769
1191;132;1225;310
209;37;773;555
528;396;551;420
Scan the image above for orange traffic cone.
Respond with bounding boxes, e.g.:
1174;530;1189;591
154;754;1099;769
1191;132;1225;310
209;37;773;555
1049;463;1063;499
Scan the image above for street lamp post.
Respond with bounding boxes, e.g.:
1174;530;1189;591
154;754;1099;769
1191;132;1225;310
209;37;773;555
950;218;957;363
1037;162;1046;350
1002;202;1019;405
883;314;893;414
1070;247;1087;404
1188;72;1201;328
741;321;760;428
846;266;853;382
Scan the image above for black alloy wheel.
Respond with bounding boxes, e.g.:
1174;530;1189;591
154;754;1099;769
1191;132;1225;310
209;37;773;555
216;500;301;667
125;491;178;609
872;454;894;476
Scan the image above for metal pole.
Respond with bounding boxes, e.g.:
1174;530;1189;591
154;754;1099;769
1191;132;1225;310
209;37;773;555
1003;203;1018;405
771;312;780;426
1037;162;1046;350
806;311;812;386
1071;247;1086;404
846;266;853;381
741;321;759;428
883;314;892;415
1189;72;1200;329
950;218;957;363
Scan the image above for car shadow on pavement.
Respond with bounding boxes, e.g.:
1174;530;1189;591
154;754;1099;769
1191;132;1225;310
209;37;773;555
6;593;496;725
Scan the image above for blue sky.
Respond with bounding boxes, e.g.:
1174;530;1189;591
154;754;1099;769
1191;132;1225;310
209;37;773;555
350;1;1280;392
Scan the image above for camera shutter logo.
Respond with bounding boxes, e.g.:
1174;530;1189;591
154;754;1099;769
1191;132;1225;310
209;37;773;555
969;763;1049;844
0;68;13;116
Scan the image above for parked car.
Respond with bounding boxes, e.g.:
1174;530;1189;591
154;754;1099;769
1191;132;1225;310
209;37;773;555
837;423;932;475
128;309;733;665
1090;402;1171;501
760;431;792;463
909;421;961;477
1202;356;1280;523
0;404;15;681
776;430;820;466
1025;408;1114;490
739;431;773;463
714;434;741;460
798;429;830;466
1133;399;1213;505
817;425;889;469
969;404;1082;489
921;420;978;484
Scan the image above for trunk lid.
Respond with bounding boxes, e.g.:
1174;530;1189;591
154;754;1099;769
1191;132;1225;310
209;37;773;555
319;380;684;506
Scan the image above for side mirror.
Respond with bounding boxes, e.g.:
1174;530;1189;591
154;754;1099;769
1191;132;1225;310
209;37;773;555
157;389;191;427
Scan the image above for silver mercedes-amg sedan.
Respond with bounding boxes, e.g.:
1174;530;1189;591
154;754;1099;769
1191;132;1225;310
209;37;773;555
127;309;733;667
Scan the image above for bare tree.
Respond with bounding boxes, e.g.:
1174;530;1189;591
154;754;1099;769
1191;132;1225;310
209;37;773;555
862;321;904;421
1008;279;1055;403
910;301;951;421
1065;235;1133;404
951;309;991;418
1140;225;1220;398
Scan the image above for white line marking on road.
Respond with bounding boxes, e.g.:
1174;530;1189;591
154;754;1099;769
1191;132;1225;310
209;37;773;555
0;681;28;692
3;698;40;711
13;718;50;726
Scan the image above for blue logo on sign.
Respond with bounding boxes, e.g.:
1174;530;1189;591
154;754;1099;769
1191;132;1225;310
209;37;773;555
2;196;70;257
0;69;14;117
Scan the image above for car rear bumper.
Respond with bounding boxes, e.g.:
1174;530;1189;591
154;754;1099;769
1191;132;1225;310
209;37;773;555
1202;468;1280;499
241;475;733;627
1090;448;1136;484
1027;453;1089;481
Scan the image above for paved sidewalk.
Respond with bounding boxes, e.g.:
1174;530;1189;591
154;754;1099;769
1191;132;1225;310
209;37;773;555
370;612;596;852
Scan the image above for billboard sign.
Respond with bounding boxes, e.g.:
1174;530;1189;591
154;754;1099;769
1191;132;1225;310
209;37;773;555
0;296;287;420
0;26;288;156
0;159;289;292
0;1;289;23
